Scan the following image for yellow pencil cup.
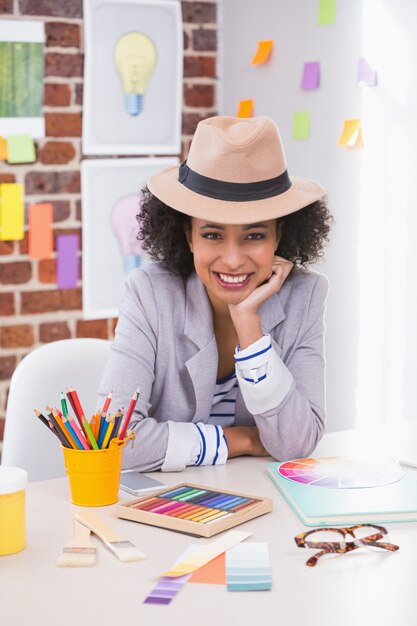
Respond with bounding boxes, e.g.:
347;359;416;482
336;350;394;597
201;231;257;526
62;438;127;507
0;467;27;556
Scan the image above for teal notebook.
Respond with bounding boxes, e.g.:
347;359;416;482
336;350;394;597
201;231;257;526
268;462;417;526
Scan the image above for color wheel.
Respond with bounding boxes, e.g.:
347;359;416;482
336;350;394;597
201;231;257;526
278;456;404;489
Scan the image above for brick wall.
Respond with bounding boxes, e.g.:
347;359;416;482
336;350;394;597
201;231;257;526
0;0;218;441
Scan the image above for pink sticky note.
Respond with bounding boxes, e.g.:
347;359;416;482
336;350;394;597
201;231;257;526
301;62;320;90
357;57;377;87
57;234;79;289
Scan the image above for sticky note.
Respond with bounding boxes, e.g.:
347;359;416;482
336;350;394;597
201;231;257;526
0;136;8;160
251;40;274;65
293;112;310;140
237;100;254;118
337;119;363;148
301;62;320;90
357;57;377;87
6;135;36;164
28;203;53;259
0;183;24;240
318;0;335;24
57;234;79;289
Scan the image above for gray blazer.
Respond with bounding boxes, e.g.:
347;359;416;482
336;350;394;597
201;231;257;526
98;263;329;472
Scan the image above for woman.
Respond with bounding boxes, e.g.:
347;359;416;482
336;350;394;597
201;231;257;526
98;115;333;472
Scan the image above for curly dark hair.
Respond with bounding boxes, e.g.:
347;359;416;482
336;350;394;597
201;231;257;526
138;185;333;278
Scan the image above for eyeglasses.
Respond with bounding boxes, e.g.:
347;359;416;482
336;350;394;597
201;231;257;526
294;524;399;567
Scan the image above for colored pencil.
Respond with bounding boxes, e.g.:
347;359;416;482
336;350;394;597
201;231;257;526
119;388;140;440
34;409;62;443
66;387;99;450
60;392;69;417
66;414;90;450
97;411;107;442
51;408;78;449
45;408;72;448
108;412;122;444
90;413;100;440
101;417;115;449
62;415;83;450
101;391;112;414
97;413;111;449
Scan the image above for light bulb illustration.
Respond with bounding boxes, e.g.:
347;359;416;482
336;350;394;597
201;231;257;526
111;194;143;274
114;32;157;116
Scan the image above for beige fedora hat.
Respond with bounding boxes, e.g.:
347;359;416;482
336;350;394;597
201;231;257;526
147;116;325;224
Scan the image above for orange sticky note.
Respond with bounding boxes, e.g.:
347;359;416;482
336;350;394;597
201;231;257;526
337;119;363;148
237;100;254;118
251;40;274;65
0;136;8;160
28;203;53;259
189;552;226;585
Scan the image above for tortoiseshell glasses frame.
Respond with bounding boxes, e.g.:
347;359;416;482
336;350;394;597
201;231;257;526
294;523;399;567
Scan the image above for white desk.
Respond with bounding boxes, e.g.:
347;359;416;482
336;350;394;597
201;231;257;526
1;431;417;626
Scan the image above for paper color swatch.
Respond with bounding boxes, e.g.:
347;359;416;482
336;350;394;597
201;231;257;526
6;135;36;164
318;0;336;24
251;40;273;65
301;62;320;90
0;183;24;240
56;234;79;289
189;551;226;584
293;112;310;140
28;203;53;259
0;136;8;160
226;543;272;591
337;119;363;149
162;530;251;578
237;100;254;118
144;573;191;605
357;57;377;87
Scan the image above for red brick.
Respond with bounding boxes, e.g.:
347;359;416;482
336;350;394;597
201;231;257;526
184;83;214;107
192;28;217;52
76;320;108;340
0;356;15;379
45;22;80;48
0;293;14;316
39;321;71;342
182;112;215;135
0;0;12;12
38;259;56;283
75;83;83;105
0;173;15;183
44;83;71;106
0;240;13;255
18;233;28;255
183;30;189;50
75;199;82;221
184;55;216;78
25;171;80;194
21;288;82;314
45;53;83;78
60;288;82;310
19;0;82;18
52;200;71;222
45;112;82;137
1;324;35;348
182;2;216;23
0;261;32;284
39;141;76;164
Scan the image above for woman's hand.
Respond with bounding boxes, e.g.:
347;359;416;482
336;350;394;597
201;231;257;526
223;426;269;458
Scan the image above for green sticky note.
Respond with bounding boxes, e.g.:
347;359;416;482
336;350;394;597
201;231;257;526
318;0;336;24
6;134;36;164
293;112;310;140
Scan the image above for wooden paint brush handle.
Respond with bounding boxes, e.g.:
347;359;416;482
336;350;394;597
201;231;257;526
66;521;95;549
76;511;123;544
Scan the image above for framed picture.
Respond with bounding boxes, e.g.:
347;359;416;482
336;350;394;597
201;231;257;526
81;157;179;320
83;0;183;155
0;20;44;138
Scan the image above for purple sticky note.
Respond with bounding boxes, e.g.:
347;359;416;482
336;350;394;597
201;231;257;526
301;62;320;90
357;57;377;87
57;234;79;289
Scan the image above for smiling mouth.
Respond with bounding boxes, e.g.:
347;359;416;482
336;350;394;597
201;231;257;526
213;272;253;288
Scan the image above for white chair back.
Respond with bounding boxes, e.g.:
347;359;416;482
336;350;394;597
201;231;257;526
2;338;111;482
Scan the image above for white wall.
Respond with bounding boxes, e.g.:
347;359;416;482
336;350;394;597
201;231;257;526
219;0;417;432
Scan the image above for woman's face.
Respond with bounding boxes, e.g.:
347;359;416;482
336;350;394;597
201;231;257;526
186;218;280;312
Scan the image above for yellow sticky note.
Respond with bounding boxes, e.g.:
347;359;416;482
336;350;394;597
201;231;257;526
237;100;254;118
0;136;8;160
293;112;310;140
318;0;336;24
0;183;24;241
251;40;274;65
337;119;363;148
6;135;36;164
28;203;53;259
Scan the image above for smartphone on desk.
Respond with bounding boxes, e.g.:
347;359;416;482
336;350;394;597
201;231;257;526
119;471;167;496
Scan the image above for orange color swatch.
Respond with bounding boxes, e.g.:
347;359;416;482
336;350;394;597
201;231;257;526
189;552;226;585
237;100;254;118
251;40;274;65
28;203;53;259
0;136;8;160
337;119;363;149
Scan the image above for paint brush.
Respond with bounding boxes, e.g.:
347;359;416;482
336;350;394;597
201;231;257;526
56;520;96;567
75;511;146;563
